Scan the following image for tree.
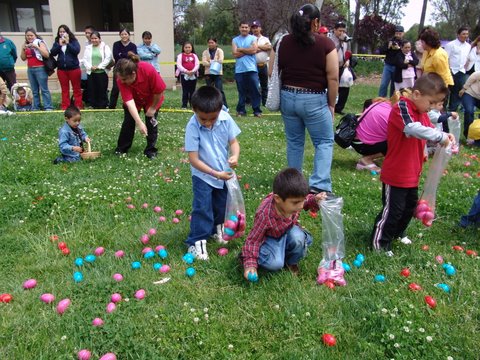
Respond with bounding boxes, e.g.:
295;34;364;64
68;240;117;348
431;0;480;38
418;0;428;35
356;14;395;54
359;0;409;24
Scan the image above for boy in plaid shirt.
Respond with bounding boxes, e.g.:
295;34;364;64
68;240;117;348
241;168;326;281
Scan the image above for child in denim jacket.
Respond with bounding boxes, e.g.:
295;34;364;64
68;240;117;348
54;106;90;164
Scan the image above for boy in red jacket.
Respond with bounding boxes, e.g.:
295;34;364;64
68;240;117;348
372;73;455;256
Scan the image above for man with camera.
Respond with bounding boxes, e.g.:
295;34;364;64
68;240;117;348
330;21;352;115
378;25;405;97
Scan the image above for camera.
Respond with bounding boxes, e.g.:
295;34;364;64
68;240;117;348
342;35;352;42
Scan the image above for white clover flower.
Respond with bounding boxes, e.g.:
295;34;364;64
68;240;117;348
203;308;209;313
381;308;388;314
406;320;412;325
389;334;395;340
403;326;410;333
273;304;280;310
193;317;199;323
305;312;311;317
394;343;400;348
228;344;234;350
447;357;453;360
190;308;196;312
61;335;67;341
418;328;425;333
390;313;396;318
426;336;433;342
154;315;159;319
204;314;209;320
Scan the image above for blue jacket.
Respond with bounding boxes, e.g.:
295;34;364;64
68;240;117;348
51;39;80;70
0;37;17;71
58;122;88;162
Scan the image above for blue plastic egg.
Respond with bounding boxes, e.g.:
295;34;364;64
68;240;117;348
229;215;239;223
353;259;362;268
73;271;84;283
158;249;168;259
445;266;456;276
85;254;96;263
342;263;351;272
374;274;386;282
144;250;155;259
153;263;162;271
185;267;196;277
131;261;141;269
436;283;450;293
355;254;365;262
247;271;258;282
74;257;84;267
182;253;195;264
370;170;378;175
224;227;235;236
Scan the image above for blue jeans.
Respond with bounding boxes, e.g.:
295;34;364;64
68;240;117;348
206;74;228;108
280;90;333;192
461;93;480;138
185;175;227;246
378;63;395;97
258;225;312;271
235;71;262;115
448;71;467;112
27;66;53;110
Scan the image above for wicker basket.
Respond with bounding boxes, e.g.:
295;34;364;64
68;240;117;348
81;142;101;160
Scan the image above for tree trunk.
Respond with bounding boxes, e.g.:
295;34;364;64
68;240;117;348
418;0;428;36
351;0;362;53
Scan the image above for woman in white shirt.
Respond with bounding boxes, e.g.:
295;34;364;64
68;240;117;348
465;35;480;74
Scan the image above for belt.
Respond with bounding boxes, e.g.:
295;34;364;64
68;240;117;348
257;63;266;67
281;86;326;94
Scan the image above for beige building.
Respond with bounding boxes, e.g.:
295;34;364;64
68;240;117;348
0;0;176;89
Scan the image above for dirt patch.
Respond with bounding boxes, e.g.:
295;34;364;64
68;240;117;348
355;74;382;86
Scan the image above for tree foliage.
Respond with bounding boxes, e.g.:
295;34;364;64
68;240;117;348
355;14;395;54
360;0;409;24
431;0;480;38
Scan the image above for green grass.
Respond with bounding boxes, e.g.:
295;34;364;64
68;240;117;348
0;83;479;359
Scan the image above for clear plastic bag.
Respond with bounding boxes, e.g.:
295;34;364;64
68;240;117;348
415;144;452;226
222;171;246;241
447;117;461;154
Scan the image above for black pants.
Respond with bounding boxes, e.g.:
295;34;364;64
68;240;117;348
81;76;90;106
180;76;197;108
88;72;108;109
335;86;350;113
371;184;418;251
116;107;158;156
0;69;17;90
257;64;268;106
205;75;228;108
109;73;120;109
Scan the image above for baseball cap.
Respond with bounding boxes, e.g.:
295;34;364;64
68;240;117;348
395;25;404;33
318;26;329;34
251;20;261;28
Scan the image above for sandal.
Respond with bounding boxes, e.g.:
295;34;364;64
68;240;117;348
356;162;381;172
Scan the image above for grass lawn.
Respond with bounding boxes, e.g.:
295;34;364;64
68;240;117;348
0;83;479;359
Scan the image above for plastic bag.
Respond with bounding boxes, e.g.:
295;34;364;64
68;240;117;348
447;117;461;154
339;67;354;87
415;144;452;226
222;171;246;241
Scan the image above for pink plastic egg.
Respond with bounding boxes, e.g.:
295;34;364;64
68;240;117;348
94;247;105;256
40;293;55;304
56;298;71;314
160;264;171;273
155;245;165;252
175;209;183;215
106;302;116;313
464;161;471;167
92;317;104;326
222;234;233;241
23;279;37;289
140;234;149;244
416;211;427;220
158;216;166;222
112;273;124;282
423;211;434;221
142;247;153;254
114;250;125;258
416;203;430;213
77;349;91;360
435;255;444;264
153;206;162;213
142;203;149;208
172;218;180;223
134;289;146;300
148;228;157;236
224;219;237;230
217;248;229;256
237;217;246;232
111;293;122;303
99;353;117;360
127;204;135;209
463;173;472;178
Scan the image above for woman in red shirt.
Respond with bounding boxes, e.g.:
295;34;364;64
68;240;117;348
114;54;166;159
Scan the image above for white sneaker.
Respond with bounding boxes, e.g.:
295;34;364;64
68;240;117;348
211;224;228;244
400;236;412;245
188;240;209;260
385;251;395;257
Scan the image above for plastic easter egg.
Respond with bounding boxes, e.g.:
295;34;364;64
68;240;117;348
374;274;386;282
56;298;71;314
126;204;135;209
112;273;123;282
153;263;162;271
182;253;195;264
73;272;84;283
111;293;122;303
94;247;105;256
400;268;410;277
62;248;71;255
416;203;430;213
144;250;155;259
0;294;13;303
224;219;237;230
142;203;149;209
435;255;444;264
75;257;84;267
85;254;96;263
106;302;116;313
185;267;196;277
175;209;184;215
229;214;238;223
99;353;117;360
408;283;422;291
217;248;229;256
322;333;337;347
222;234;233;241
224;227;235;236
342;263;351;272
247;271;258;283
114;250;125;258
422;245;430;251
158;216;166;222
237;217;246;232
355;254;365;262
424;295;437;309
466;250;478;257
324;280;335;289
77;349;91;360
23;279;37;289
148;228;157;236
160;264;171;273
172;218;180;223
436;283;450;293
352;259;362;268
155;245;165;252
153;206;162;213
416;211;427;220
158;249;168;259
58;242;67;250
452;245;464;252
423;211;434;221
141;247;153;255
131;261;141;270
445;266;456;276
134;289;146;300
92;317;104;326
370;170;377;175
40;293;55;304
140;234;149;244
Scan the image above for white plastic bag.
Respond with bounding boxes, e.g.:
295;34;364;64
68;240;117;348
339;68;354;87
222;171;246;240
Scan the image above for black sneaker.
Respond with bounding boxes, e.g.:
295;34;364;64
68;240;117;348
146;153;157;160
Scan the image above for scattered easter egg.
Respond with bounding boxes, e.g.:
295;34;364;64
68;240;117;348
125;197;132;203
23;279;37;289
463;173;472;178
422;245;430;251
374;274;386;282
322;333;337;347
175;209;183;215
40;293;55;304
355;254;365;262
144;250;155;259
148;228;157;236
342;263;351;272
141;247;153;255
408;283;422;291
400;268;410;277
99;353;117;360
370;170;377;175
444;265;456;276
217;248;229;256
183;253;195;264
134;289;146;300
112;273;123;282
452;245;464;252
114;250;125;258
172;217;180;223
158;216;166;222
111;293;122;303
435;255;444;264
50;235;59;242
62;248;71;255
155;245;165;252
185;267;196;277
75;257;84;266
58;242;67;250
140;234;149;245
352;259;362;268
158;249;168;259
466;250;478;257
0;294;13;303
153;263;162;271
142;203;149;209
131;261;141;270
106;302;116;313
126;204;135;209
424;295;437;309
92;317;104;326
247;271;258;283
160;264;171;273
464;161;471;167
94;247;105;256
73;272;84;283
56;298;71;314
77;349;91;360
436;283;450;293
153;206;162;213
224;227;235;236
324;280;335;289
85;254;96;263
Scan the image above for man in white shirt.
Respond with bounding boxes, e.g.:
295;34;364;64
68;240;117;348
251;20;271;107
445;26;471;112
